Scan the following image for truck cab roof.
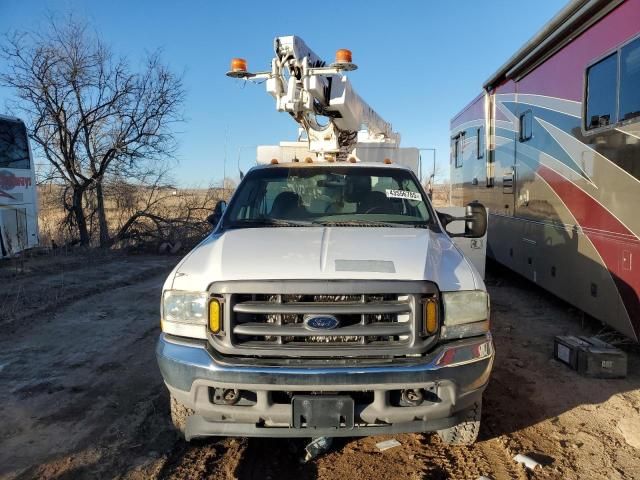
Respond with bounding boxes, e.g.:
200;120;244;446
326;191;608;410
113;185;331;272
249;161;416;173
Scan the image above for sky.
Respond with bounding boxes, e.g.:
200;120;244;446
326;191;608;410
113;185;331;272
0;0;566;187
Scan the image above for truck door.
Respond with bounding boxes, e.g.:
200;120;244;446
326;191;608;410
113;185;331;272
438;206;488;278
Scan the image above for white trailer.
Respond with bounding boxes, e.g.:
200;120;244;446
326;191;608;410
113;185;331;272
0;115;38;257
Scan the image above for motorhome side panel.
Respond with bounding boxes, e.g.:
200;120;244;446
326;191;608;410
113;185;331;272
450;82;519;273
449;94;491;207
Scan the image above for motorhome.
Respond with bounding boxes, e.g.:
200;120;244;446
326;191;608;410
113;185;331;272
450;0;640;340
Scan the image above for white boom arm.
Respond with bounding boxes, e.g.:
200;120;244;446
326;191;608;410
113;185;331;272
229;36;400;158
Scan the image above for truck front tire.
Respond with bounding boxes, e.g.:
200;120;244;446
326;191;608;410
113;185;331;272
437;401;482;445
170;394;194;436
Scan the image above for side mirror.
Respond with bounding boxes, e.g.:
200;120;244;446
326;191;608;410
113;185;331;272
438;201;487;238
463;201;487;238
207;200;227;226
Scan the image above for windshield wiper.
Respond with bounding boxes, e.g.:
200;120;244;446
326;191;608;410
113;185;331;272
229;218;314;228
406;222;432;229
313;219;409;228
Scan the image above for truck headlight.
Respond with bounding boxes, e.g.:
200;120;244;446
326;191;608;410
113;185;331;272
441;290;489;339
161;290;208;339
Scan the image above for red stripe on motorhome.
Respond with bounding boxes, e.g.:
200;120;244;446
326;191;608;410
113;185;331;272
537;164;640;339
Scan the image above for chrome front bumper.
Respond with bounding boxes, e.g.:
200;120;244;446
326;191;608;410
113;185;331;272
156;333;494;439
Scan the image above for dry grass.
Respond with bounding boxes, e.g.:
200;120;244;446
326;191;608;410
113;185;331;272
430;183;452;208
37;183;233;250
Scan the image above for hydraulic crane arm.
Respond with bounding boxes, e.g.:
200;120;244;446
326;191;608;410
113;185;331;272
227;36;400;158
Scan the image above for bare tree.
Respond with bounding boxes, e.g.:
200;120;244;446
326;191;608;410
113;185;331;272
1;16;185;246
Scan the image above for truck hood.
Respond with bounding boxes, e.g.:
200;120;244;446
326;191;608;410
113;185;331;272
168;227;481;292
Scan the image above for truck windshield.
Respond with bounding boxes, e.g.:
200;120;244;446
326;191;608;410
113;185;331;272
225;166;432;228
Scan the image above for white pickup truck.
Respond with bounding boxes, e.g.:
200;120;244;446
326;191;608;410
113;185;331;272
155;35;493;444
156;159;493;444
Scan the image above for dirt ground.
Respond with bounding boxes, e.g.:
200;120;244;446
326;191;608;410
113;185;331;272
1;252;639;480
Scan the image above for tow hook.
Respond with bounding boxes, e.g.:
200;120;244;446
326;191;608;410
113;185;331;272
222;388;240;405
400;388;424;407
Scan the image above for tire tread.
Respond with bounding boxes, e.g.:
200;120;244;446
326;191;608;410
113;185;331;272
437;401;481;445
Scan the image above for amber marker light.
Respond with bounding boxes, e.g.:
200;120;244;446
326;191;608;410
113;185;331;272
209;298;221;334
270;158;279;164
384;158;393;164
231;58;248;73
332;49;357;71
335;49;352;64
424;298;438;335
226;58;255;78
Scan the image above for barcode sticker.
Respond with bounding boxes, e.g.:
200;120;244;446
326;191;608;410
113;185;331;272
385;189;421;201
557;344;570;364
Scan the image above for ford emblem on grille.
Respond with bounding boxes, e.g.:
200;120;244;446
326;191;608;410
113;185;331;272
303;314;340;330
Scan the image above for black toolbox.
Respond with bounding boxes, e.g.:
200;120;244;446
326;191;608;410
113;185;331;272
553;336;627;378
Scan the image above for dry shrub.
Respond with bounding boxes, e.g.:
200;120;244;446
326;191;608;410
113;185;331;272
38;182;234;251
430;182;452;208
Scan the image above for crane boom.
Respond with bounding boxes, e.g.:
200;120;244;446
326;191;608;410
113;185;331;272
228;36;400;159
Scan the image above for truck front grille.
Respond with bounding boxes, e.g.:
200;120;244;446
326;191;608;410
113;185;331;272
208;280;438;358
233;294;411;346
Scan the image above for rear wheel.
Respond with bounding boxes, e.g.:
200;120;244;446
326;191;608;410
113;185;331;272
437;401;481;445
170;394;194;436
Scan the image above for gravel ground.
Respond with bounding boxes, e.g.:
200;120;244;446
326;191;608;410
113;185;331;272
1;252;639;480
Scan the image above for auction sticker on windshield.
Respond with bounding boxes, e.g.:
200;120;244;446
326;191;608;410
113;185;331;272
386;189;421;201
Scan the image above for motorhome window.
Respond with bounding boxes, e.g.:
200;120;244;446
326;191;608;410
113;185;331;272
620;37;640;122
0;120;30;169
225;166;432;227
585;53;618;130
451;138;457;168
477;127;484;159
454;135;463;168
519;111;533;142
